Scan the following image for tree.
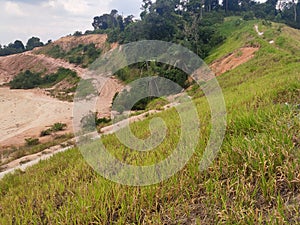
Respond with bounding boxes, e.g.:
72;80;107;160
92;9;133;32
26;37;44;50
11;40;25;51
124;15;134;27
140;0;153;19
222;0;240;12
204;0;220;12
0;40;26;56
279;0;300;27
265;0;279;17
240;0;257;11
292;0;298;21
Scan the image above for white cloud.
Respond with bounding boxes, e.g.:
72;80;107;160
0;0;141;45
44;0;91;14
5;1;26;16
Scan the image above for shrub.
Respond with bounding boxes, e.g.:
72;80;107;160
10;68;79;90
80;112;111;131
9;70;42;89
243;11;255;21
73;31;83;36
40;123;67;137
25;138;40;146
262;20;272;27
52;123;67;132
40;129;52;137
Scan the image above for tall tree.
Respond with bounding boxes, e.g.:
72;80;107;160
11;40;25;51
204;0;219;12
265;0;279;16
279;0;300;25
26;37;43;50
292;0;298;21
222;0;240;12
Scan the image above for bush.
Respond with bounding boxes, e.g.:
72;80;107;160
80;112;111;131
52;123;67;132
10;68;79;90
40;123;67;137
40;129;52;137
25;138;40;146
262;20;272;27
45;45;65;59
66;44;101;67
73;31;83;36
9;70;42;89
243;11;255;21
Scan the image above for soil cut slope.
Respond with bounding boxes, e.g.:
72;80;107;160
210;47;259;76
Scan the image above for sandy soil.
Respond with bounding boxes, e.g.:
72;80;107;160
96;77;124;118
0;95;180;175
0;34;110;85
0;87;73;147
0;51;85;85
210;47;259;76
0;75;123;147
46;34;108;51
0;32;123;156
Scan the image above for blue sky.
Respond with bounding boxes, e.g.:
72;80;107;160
0;0;266;46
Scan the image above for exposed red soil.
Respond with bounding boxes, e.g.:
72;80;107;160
210;47;259;76
0;33;123;148
41;34;108;51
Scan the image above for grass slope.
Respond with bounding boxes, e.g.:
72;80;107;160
0;19;299;224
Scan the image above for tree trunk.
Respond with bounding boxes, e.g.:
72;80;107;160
200;0;204;19
225;0;229;14
293;0;297;22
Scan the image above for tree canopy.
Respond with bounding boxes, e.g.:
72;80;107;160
0;40;25;56
0;37;45;57
26;37;44;51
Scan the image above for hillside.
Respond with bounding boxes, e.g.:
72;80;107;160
0;34;123;151
0;18;299;224
39;34;108;52
0;34;109;84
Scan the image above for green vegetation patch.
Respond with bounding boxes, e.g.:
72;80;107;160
38;43;102;68
9;68;79;90
40;123;67;137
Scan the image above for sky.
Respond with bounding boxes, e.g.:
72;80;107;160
0;0;142;45
0;0;267;46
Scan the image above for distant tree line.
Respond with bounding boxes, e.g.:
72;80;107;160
0;37;44;57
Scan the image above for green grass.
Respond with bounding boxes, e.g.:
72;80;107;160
206;17;258;64
0;134;74;168
0;19;300;224
9;68;79;90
